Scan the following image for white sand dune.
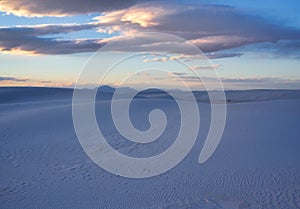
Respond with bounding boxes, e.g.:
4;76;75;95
0;87;300;208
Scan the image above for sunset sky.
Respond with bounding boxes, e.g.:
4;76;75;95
0;0;300;89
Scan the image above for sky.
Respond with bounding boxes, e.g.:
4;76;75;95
0;0;300;90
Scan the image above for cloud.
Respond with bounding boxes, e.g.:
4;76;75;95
221;77;300;89
94;3;176;33
1;2;300;57
274;41;300;58
0;0;138;17
146;71;300;89
189;36;255;53
252;40;300;59
170;72;187;76
143;57;168;62
191;64;221;70
0;76;28;82
94;3;300;52
183;76;300;89
0;75;75;87
0;24;105;54
143;53;242;62
206;52;243;59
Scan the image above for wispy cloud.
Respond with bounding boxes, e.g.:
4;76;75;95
206;53;243;59
0;76;28;82
143;57;168;63
245;40;300;59
137;71;300;89
191;64;221;70
0;75;74;87
222;77;300;89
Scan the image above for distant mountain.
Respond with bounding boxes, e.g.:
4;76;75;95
98;85;116;93
115;87;137;94
141;88;166;94
98;85;138;94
